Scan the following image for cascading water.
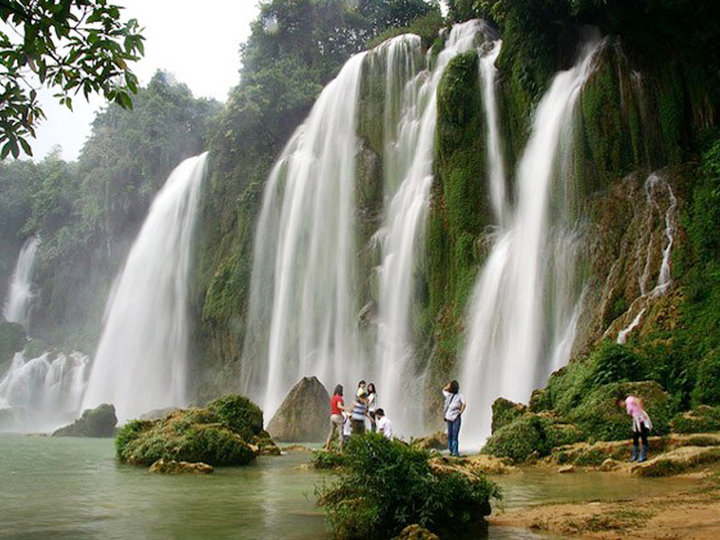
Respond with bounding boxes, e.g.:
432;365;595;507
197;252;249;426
460;39;604;448
3;236;40;327
241;54;367;417
374;21;494;434
82;153;207;421
613;172;677;343
0;350;90;432
244;21;496;431
479;39;507;224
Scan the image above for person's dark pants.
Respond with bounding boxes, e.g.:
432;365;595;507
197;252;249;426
351;419;365;435
632;422;649;461
447;416;461;457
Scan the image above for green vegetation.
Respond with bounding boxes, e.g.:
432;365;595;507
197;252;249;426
52;403;117;437
0;0;144;157
313;449;347;470
0;72;219;351
671;406;720;434
317;433;500;538
115;394;268;466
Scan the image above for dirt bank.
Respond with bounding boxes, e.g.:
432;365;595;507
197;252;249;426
489;467;720;539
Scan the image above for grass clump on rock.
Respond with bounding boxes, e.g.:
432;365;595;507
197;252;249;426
317;433;500;539
115;394;270;466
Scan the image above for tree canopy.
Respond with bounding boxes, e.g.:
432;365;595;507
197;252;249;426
0;0;145;159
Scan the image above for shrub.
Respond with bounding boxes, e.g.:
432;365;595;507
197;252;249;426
317;434;499;538
206;394;264;440
692;349;720;407
589;341;647;387
482;414;550;462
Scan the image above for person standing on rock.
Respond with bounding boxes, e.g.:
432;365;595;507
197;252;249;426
617;395;653;462
367;382;378;432
443;380;466;458
326;384;346;452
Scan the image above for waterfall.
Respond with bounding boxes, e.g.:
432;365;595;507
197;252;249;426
460;39;604;448
0;350;90;432
242;54;367;417
479;40;507;224
374;21;493;434
3;236;40;327
82;153;207;421
244;22;495;430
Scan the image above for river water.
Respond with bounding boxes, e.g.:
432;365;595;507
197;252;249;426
0;435;688;539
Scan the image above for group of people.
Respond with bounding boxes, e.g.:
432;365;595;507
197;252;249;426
326;380;392;452
326;377;652;461
325;378;467;456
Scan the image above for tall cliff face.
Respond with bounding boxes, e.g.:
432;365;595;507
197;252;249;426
191;5;720;435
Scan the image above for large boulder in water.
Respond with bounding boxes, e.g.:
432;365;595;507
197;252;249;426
115;394;274;466
267;376;330;442
52;403;117;437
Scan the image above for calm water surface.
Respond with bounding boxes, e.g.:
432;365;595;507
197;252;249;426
3;434;686;539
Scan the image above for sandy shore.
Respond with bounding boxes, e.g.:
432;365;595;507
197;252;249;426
489;467;720;539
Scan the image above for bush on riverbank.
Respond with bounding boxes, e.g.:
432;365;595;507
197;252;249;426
115;394;274;466
671;405;720;433
317;433;500;538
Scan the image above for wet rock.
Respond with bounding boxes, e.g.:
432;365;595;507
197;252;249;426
393;524;440;540
149;458;214;474
599;458;620;471
52;403;117;437
282;444;312;453
411;431;448;451
429;455;515;476
0;321;26;363
267;376;330;442
558;465;575;473
632;446;720;477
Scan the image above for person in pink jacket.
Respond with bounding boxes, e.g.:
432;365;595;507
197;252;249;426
617;395;653;462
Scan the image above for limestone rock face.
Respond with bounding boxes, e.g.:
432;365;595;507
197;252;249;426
149;458;214;474
267;376;330;442
411;431;448;451
52;403;117;437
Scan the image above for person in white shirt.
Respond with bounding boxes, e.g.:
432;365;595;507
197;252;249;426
342;411;352;444
442;380;466;457
374;408;392;440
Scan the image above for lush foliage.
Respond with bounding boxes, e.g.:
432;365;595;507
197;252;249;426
0;73;219;350
115;394;267;466
52;403;117;437
692;350;720;407
317;433;499;538
313;449;347;470
0;0;144;157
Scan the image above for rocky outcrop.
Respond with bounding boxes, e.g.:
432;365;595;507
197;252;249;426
149;458;214;474
266;376;330;442
410;431;448;451
52;403;117;437
491;397;527;433
116;394;268;466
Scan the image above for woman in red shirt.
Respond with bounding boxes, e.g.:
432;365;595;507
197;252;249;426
326;384;346;451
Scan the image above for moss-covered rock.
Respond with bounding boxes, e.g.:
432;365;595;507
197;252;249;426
671;406;720;434
569;381;671;442
148;458;214;474
491;397;527;433
52;403;117;437
632;446;720;477
115;394;267;466
482;414;550;462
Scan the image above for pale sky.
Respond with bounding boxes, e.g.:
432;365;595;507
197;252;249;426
31;1;261;161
